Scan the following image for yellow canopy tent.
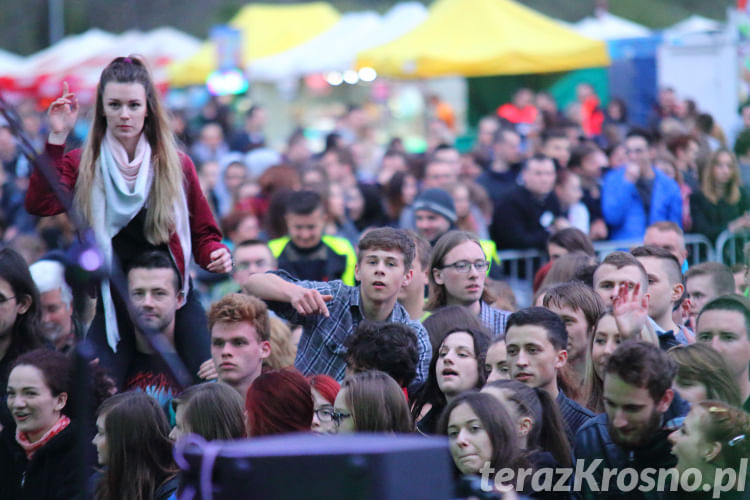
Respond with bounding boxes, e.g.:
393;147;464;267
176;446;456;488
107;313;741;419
169;2;340;87
356;0;609;78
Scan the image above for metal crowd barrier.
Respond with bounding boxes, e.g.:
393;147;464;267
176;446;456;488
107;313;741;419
715;229;750;266
496;233;719;285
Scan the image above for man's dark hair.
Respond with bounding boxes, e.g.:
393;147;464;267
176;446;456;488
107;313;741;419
286;190;323;216
605;341;676;402
596;251;648;288
697;294;750;340
626;127;653;146
568;144;598;170
523;153;553;171
126;250;180;292
235;239;271;251
631;245;683;286
685;262;735;296
541;128;568;146
345;320;419;387
506;307;568;351
357;227;415;271
548;228;595;257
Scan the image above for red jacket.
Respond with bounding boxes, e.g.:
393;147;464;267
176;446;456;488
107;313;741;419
25;143;226;281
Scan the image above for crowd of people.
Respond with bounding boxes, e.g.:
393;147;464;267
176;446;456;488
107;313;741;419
0;54;749;499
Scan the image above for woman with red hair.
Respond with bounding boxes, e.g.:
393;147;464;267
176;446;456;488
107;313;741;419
308;374;340;434
245;369;313;437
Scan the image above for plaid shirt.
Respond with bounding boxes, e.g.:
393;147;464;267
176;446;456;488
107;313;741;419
479;301;511;339
266;270;431;390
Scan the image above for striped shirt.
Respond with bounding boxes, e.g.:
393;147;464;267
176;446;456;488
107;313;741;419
266;270;431;390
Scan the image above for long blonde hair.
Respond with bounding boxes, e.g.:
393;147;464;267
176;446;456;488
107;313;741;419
701;148;742;205
74;56;183;245
583;309;659;413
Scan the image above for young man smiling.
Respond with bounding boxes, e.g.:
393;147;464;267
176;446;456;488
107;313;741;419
243;227;430;390
504;307;594;444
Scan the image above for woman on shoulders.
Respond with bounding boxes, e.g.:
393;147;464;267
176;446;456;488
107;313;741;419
25;56;231;387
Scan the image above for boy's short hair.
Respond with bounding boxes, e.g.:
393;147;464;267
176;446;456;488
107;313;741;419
631;245;683;285
596;251;648;288
126;250;180;291
685;262;736;296
357;227;415;270
344;320;418;387
286;190;323;216
208;293;270;342
605;341;676;402
542;281;605;331
697;294;750;339
506;307;567;351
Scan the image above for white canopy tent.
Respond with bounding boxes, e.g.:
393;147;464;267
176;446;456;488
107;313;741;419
664;15;723;38
0;27;201;99
0;49;24;74
247;2;428;82
574;12;651;40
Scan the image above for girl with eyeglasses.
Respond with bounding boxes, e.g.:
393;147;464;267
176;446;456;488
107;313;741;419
308;374;339;434
427;230;510;338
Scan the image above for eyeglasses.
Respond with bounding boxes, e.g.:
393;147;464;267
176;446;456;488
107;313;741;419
0;295;16;305
440;260;489;273
314;407;335;423
331;410;352;426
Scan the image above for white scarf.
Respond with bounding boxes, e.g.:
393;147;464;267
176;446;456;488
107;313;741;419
92;130;191;352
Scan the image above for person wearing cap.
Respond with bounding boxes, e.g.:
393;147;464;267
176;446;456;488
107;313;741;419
413;188;500;277
490;153;565;251
413;187;456;246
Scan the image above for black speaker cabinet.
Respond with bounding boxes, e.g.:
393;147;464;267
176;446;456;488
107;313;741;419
177;433;454;500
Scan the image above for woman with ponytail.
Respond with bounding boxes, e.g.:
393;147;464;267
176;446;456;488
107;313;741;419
25;57;231;387
483;379;572;469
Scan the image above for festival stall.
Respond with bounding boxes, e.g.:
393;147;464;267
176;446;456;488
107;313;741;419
167;2;340;87
356;0;610;78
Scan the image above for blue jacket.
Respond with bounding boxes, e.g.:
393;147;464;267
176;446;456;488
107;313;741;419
602;166;682;240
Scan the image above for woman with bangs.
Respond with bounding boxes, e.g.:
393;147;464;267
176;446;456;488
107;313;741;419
25;56;231;388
